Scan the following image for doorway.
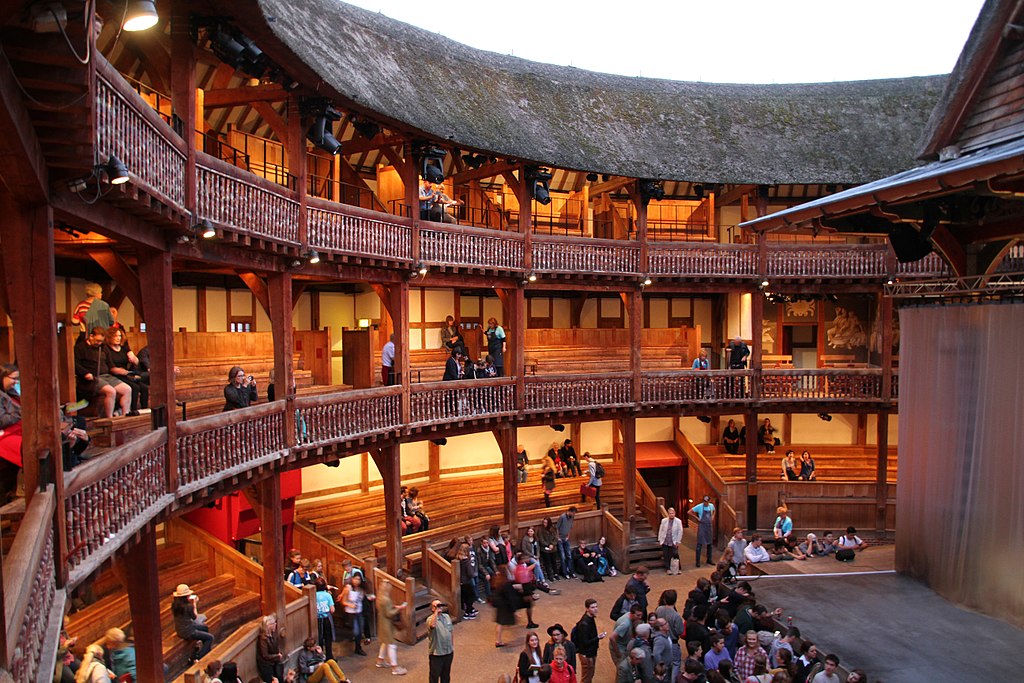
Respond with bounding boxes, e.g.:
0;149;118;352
782;325;818;368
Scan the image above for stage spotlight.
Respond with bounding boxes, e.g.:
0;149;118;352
306;103;342;155
199;219;216;239
697;416;712;424
527;272;537;282
431;438;448;446
527;167;552;205
123;1;159;31
550;424;565;432
642;276;652;287
639;179;665;204
416;262;428;276
176;234;191;244
98;156;130;185
306;249;320;265
586;172;598;182
817;413;833;422
289;258;303;268
693;184;705;199
67;177;88;193
418;146;447;184
759;278;770;289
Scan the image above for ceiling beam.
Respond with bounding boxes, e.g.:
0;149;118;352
341;134;407;157
450;161;516;186
202;84;288;108
87;248;145;318
717;184;756;206
0;49;48;203
587;177;633;196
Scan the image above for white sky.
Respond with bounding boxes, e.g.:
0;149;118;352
344;0;986;83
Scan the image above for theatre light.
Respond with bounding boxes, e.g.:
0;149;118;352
818;413;833;422
417;146;447;184
431;438;448;446
550;424;565;432
527;167;552;205
123;1;159;32
416;262;428;276
306;103;343;156
639;179;665;205
199;219;216;239
643;276;652;287
697;415;712;424
306;250;320;265
98;156;130;185
352;118;381;141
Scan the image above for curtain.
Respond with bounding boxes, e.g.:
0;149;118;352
896;302;1024;627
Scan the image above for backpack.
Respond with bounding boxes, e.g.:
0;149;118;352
594;461;605;478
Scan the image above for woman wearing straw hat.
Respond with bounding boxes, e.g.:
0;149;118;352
171;584;214;662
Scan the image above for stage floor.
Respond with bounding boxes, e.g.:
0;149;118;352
751;566;1024;682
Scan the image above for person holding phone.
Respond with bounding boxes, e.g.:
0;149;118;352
223;365;258;411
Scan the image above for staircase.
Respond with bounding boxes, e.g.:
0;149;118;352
604;501;664;569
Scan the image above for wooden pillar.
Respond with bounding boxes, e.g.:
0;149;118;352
394;282;410;423
0;200;65;586
286;98;308;246
875;412;889;532
622;417;636;522
570;423;582;455
372;444;403;576
122;528;164;681
400;145;420;260
634;184;649;275
627;288;642;402
751;238;765;401
512;286;526;411
268;273;296;446
170;11;197;215
744;411;759;531
494;427;519;538
137;248;177;488
428;440;441;482
249;474;286;622
879;293;894;400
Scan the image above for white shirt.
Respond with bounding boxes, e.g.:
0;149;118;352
744;543;770;564
381;341;395;368
658;516;683;546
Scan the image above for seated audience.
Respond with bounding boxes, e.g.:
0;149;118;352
223;366;258;411
799;451;816;480
571;540;601;582
406;486;430;530
820;532;837;556
439;316;458;348
71;283;113;337
100;627;137;681
76;643;112;683
0;364;22;501
798;533;823;558
727;528;748;571
75;326;132;417
559;439;582;477
758;418;778;454
591;536;618;577
744;534;792;565
722;419;741;455
103;327;147;413
782;451;799;481
835;526;866;561
296;637;349;682
171;584;214;662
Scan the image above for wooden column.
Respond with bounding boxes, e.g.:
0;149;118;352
879;293;894;400
137;248;177;489
627;288;643;402
286;98;308;246
122;528;164;681
622;417;636;522
428;441;441;482
395;282;410;423
0;200;61;506
633;183;649;275
751;235;765;401
170;11;197;216
400;145;420;261
268;272;296;446
494;427;519;538
875;412;889;532
570;423;582;455
744;411;759;531
248;474;286;622
372;444;403;576
513;167;533;268
512;286;526;411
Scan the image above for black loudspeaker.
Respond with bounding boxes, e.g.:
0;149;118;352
888;224;934;263
221;662;239;682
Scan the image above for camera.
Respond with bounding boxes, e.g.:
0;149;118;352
247;375;255;383
433;602;448;613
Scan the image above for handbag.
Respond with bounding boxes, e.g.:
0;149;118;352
580;484;597;498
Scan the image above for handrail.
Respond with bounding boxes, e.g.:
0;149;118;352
410;377;516;426
295;386;403;447
634;470;663;534
307;196;413;262
372;568;417;646
420;224;525;271
421;543;461;622
601;509;630;571
4;487;58;683
524;372;633;412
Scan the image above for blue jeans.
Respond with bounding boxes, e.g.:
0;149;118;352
557;537;573;576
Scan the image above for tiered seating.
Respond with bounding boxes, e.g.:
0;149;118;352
295;459;624;566
173;354;313;402
699;444;898;483
523;346;686;375
64;527;263;678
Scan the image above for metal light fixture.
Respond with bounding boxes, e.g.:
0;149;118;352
639;179;665;205
418;146;447;184
759;278;770;289
289;258;303;268
416;262;428;276
305;99;342;155
123;1;159;32
306;249;320;265
198;219;216;239
817;413;833;422
99;155;130;185
527;272;537;282
643;276;652;287
176;234;191;244
527;167;553;205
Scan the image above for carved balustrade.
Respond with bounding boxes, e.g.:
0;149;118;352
766;244;888;279
648;242;758;277
409;378;516;426
95;61;187;212
296;386;403;446
6;488;57;683
894;252;952;277
420;224;525;271
760;369;884;401
176;403;287;495
63;430;171;582
307;198;412;262
641;370;754;404
524;373;633;412
196;155;300;243
531;235;640;274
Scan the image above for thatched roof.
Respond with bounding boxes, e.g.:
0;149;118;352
255;0;946;185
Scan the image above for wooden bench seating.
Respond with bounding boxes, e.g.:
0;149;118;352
296;460;622;560
698;445;898;483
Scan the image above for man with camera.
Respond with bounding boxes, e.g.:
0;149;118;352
427;600;454;683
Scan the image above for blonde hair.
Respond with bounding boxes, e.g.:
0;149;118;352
260;614;277;637
84;282;103;298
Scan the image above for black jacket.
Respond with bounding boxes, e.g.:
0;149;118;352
223;382;258;411
442;356;462;381
571;614;600;657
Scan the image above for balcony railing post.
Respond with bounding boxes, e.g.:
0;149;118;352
170;12;197;219
268;272;296;446
286;98;308;247
879;293;894;401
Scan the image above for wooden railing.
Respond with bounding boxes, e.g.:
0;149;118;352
895;252;951;276
676;430;735;543
760;369;884;401
373;568;417;646
420;224;524;271
296;386;403;447
635;470;665;538
524;372;633;412
63;429;172;583
641;370;753;404
601;510;630;572
292;523;378;589
307;198;412;262
197;154;300;244
531;234;640;274
421;543;461;621
176;402;287;495
648;242;757;277
766;244;888;279
95;60;187;213
409;378;516;426
4;487;59;683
